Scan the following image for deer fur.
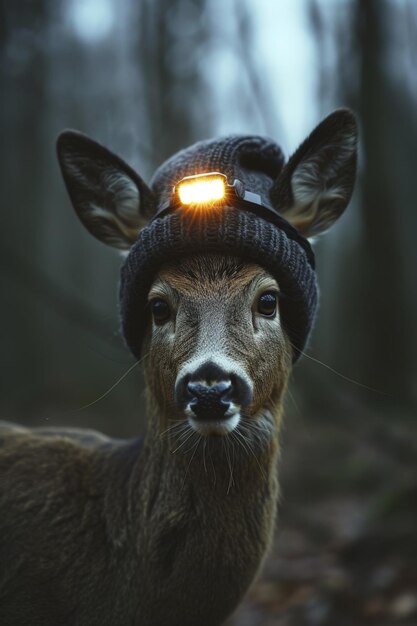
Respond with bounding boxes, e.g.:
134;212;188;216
0;110;357;626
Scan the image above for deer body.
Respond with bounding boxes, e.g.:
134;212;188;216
0;381;281;626
0;111;357;625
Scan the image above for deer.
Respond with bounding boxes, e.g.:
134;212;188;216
0;109;357;626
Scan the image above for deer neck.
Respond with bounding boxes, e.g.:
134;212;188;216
128;400;283;542
101;402;283;624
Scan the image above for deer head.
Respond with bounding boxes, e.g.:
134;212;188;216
57;110;357;443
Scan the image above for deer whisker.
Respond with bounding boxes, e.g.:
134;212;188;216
181;437;201;492
291;343;388;396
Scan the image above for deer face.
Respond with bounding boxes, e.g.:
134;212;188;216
143;255;291;437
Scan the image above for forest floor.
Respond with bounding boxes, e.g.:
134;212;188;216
225;400;417;626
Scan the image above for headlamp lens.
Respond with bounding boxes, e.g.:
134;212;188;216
177;173;226;206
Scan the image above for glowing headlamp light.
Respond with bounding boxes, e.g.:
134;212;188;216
172;171;265;213
176;173;227;206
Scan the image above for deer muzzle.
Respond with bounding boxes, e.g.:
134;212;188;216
175;360;252;435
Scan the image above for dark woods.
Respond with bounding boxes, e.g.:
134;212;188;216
0;1;416;624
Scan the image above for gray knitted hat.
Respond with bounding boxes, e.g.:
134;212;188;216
57;110;357;363
120;135;317;362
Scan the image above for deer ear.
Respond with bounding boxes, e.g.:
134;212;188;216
270;109;358;237
57;131;156;250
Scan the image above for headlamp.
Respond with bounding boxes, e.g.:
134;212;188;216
176;173;227;205
154;171;315;266
161;171;270;214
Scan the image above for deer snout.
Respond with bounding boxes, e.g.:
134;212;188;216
175;361;252;435
187;381;232;420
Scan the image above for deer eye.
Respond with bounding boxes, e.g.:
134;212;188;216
151;298;171;324
257;292;277;318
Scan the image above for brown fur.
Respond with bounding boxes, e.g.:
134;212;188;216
0;255;292;626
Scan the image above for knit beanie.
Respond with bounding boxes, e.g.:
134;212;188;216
119;135;318;362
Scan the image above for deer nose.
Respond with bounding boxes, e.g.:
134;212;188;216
175;361;252;421
187;381;231;420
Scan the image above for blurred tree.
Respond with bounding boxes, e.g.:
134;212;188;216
0;0;48;408
133;0;213;170
307;0;416;411
354;0;415;404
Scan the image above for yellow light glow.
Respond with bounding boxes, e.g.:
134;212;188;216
177;174;226;206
